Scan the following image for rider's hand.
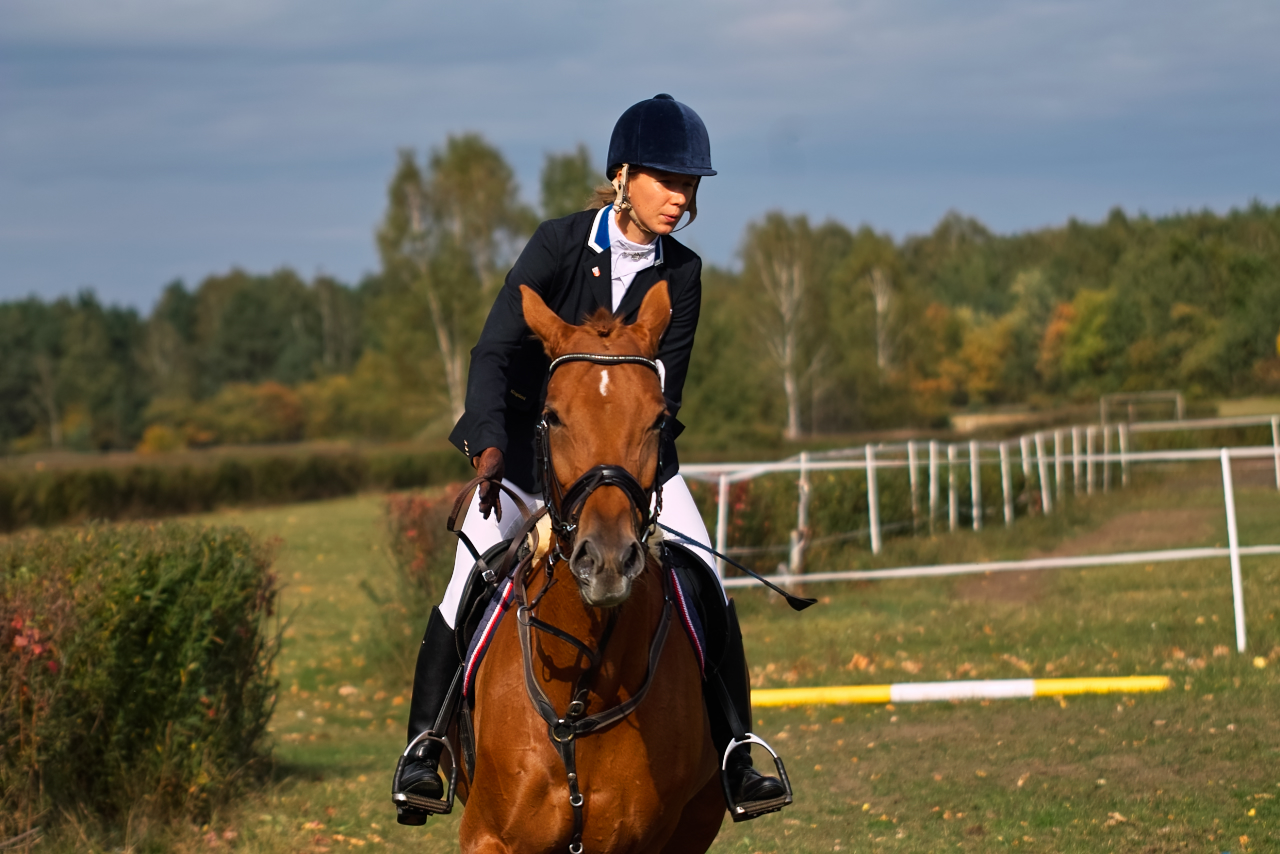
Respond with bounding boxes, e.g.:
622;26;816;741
473;447;505;522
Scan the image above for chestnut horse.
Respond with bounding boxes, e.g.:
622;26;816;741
445;282;724;853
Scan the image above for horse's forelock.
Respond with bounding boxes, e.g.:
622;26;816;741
582;307;623;337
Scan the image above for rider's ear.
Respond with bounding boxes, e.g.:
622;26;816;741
632;280;672;357
521;285;574;356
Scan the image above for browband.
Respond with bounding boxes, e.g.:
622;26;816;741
547;353;660;375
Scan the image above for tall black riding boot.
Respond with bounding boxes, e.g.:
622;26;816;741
707;599;788;809
391;606;461;826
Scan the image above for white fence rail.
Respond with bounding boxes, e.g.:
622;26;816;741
679;414;1280;654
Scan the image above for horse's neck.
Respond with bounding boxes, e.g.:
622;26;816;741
529;554;665;706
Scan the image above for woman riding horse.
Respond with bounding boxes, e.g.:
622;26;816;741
392;94;789;826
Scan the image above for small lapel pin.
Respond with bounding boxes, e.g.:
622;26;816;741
591;266;600;277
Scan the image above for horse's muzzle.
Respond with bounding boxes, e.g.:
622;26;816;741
569;536;646;607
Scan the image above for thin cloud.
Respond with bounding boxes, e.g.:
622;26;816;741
2;0;1278;305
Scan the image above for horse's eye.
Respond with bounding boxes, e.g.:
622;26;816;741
652;414;667;432
543;410;562;427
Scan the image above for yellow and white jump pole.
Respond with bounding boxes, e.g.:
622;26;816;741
752;675;1171;707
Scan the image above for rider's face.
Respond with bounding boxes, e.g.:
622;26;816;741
617;168;698;243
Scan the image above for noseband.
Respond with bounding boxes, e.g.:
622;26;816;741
535;353;665;555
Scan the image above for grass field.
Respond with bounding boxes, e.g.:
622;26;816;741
82;460;1279;853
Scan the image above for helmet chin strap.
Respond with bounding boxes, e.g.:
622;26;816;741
611;164;658;241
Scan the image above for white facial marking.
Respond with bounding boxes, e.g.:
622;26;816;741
599;369;610;397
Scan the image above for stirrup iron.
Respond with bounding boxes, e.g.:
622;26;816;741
391;731;459;817
721;733;793;822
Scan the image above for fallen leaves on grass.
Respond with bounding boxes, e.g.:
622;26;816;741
1001;654;1033;674
1104;812;1127;826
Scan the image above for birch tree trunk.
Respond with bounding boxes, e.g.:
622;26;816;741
407;189;469;423
757;251;806;441
33;353;61;448
868;266;893;372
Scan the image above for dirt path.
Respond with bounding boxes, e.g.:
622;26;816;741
956;506;1220;604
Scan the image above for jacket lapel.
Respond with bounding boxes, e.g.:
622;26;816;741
583;206;613;311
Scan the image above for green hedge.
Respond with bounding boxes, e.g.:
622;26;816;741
0;523;279;838
0;447;473;532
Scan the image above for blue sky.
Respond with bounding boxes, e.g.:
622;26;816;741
3;0;1278;309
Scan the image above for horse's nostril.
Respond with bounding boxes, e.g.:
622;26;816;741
570;540;601;578
622;541;645;577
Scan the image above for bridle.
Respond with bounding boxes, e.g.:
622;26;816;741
535;352;666;559
523;350;672;854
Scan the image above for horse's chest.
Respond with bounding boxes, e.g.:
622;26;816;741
468;616;713;840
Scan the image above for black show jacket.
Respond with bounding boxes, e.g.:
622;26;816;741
448;206;702;494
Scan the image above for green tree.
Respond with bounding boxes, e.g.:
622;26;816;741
541;144;597;219
741;213;855;439
375;137;534;424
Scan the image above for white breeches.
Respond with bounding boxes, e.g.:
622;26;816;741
438;474;723;628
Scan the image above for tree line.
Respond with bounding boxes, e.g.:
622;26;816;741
3;134;1279;455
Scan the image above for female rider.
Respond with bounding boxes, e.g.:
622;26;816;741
393;94;788;825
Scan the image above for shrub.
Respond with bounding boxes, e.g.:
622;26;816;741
0;446;473;532
0;523;279;838
384;487;462;608
136;423;187;454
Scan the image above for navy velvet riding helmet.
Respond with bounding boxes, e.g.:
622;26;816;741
607;94;716;177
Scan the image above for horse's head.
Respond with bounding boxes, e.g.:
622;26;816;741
520;282;671;608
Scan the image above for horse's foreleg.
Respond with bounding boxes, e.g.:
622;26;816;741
653;774;724;854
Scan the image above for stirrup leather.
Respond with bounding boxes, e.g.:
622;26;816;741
721;733;794;822
392;731;458;817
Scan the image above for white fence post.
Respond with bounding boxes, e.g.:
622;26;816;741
907;440;920;531
1054;429;1066;502
1000;442;1014;526
1086;426;1097;495
1019;434;1033;513
969;440;982;531
1220;448;1247;653
714;473;730;579
789;451;810;574
1119;423;1131;487
1072;427;1083;496
867;444;882;555
1272;416;1280;492
948;443;959;532
1035;431;1053;514
1103;425;1113;492
928;440;940;533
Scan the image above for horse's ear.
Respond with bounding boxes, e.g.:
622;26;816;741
521;285;574;356
632;280;671;357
